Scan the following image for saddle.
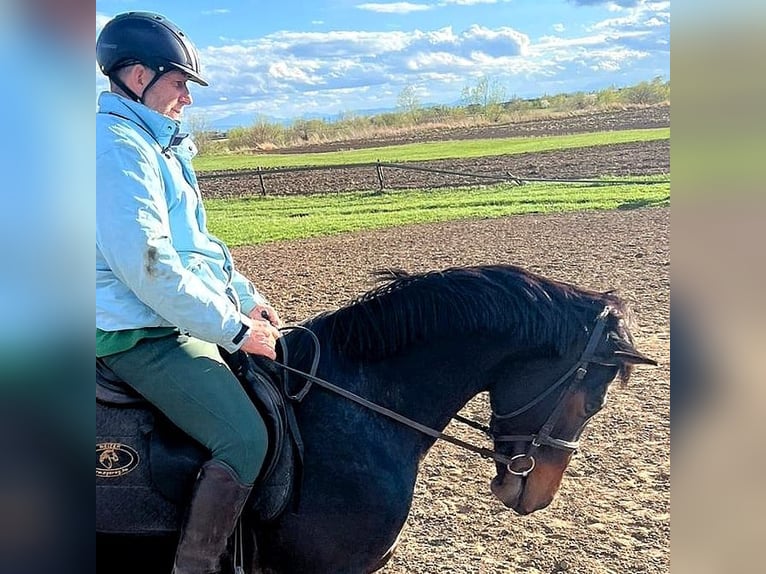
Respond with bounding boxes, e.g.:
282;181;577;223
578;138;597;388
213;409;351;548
96;352;304;535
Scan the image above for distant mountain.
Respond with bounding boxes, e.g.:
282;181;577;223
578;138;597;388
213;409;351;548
205;102;456;132
205;109;389;132
204;112;288;132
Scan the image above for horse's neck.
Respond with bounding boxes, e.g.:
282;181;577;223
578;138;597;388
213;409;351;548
343;338;493;432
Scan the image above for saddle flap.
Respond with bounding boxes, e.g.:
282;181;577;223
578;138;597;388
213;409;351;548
233;354;303;522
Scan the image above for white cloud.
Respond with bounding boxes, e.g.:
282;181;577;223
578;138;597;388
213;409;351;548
643;17;664;27
532;29;653;81
191;24;535;120
201;9;230;15
569;0;642;6
96;3;667;125
439;0;504;5
267;61;323;85
591;60;621;72
462;24;530;56
406;51;473;71
590;0;669;32
96;13;111;34
586;47;649;70
356;2;431;13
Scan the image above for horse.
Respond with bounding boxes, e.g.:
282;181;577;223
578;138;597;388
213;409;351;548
96;264;656;574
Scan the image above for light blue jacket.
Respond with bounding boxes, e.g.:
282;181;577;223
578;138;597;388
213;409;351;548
96;92;267;352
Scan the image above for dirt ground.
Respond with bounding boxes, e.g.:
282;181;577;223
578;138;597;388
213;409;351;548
224;106;670;573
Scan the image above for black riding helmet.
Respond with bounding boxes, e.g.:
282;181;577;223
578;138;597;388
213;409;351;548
97;12;208;102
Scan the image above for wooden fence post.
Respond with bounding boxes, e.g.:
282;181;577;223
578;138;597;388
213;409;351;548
257;168;266;196
376;161;384;193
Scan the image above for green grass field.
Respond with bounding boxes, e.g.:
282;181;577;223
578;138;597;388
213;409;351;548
206;176;670;247
194;128;669;172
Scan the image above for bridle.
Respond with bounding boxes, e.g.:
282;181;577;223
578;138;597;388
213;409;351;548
271;306;614;475
484;306;613;477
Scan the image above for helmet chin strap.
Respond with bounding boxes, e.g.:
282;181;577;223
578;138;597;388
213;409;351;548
109;65;166;104
110;74;142;103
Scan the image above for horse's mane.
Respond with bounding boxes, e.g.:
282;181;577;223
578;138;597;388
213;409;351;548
298;264;632;363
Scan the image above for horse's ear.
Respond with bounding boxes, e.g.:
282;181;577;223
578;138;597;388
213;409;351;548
615;350;658;366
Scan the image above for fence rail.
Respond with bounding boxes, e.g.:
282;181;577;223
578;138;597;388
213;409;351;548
197;160;669;196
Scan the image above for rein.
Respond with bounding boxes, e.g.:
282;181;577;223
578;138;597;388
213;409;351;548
273;326;518;468
271;307;611;474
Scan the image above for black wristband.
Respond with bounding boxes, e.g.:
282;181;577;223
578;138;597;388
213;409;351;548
231;322;250;345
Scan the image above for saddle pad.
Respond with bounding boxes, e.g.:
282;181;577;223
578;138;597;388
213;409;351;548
96;403;192;534
96;355;302;532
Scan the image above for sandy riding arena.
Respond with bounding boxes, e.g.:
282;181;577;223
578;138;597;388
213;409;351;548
205;105;670;573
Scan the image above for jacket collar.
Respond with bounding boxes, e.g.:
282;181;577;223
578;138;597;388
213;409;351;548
98;91;180;149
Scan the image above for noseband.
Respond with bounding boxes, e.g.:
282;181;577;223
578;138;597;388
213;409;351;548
487;306;612;477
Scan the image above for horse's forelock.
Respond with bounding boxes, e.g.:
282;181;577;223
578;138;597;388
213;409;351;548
601;299;642;386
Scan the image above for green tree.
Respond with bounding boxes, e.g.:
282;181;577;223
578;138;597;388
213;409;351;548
186;113;214;155
620;76;670;105
460;75;506;122
397;85;422;123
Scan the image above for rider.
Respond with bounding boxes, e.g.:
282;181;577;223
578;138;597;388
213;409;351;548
96;12;282;573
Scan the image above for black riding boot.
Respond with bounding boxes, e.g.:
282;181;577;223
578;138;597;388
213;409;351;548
172;460;254;574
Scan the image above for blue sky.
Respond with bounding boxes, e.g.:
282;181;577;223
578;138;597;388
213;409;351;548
96;0;670;129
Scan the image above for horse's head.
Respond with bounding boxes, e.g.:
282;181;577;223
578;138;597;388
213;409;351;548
299;264;656;516
486;305;656;515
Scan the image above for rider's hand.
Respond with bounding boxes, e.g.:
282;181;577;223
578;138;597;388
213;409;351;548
240;318;281;360
249;304;282;328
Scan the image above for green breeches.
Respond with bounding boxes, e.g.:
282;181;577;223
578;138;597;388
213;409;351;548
102;333;267;484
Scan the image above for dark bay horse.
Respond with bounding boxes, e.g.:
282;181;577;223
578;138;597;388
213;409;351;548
96;264;655;573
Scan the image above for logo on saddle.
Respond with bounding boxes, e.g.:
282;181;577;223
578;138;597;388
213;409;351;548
96;353;302;534
97;442;140;478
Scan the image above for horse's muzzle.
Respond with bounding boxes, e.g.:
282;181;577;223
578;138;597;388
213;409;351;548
490;468;557;515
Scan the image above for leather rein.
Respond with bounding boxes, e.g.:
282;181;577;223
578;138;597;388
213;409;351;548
272;307;612;474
